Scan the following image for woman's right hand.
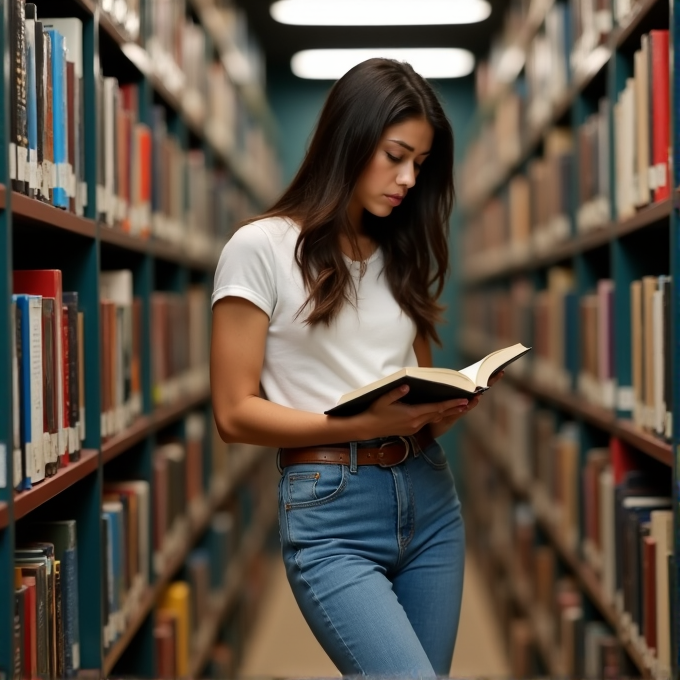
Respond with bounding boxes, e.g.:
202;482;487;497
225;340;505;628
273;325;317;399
355;384;470;439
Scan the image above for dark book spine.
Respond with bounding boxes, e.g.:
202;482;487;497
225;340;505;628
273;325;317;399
63;294;80;460
62;305;71;465
13;586;25;680
54;561;64;678
15;0;28;194
26;13;45;199
78;76;86;212
66;60;75;213
41;298;56;477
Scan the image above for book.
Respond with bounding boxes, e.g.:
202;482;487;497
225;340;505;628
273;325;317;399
325;343;531;417
14;270;66;467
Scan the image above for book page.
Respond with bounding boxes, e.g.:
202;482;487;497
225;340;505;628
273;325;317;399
458;358;484;384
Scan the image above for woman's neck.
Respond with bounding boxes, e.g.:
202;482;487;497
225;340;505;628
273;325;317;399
342;206;377;262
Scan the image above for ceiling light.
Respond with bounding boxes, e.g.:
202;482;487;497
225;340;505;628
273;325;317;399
291;48;475;80
271;0;491;26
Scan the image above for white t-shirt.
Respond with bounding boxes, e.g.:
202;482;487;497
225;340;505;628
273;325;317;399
211;216;418;414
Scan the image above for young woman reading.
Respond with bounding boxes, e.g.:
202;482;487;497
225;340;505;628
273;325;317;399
210;57;502;677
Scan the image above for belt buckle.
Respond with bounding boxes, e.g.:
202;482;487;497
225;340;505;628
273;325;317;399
377;436;410;468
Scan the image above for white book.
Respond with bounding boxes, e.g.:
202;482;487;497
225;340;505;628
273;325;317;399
651;510;673;676
27;297;45;483
103;77;118;225
652;284;665;435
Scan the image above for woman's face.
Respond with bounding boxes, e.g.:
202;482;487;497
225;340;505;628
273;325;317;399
350;116;434;222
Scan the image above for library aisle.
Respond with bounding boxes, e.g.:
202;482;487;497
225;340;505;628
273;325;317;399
239;551;511;678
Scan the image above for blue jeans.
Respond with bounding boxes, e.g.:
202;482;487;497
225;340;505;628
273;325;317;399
277;438;465;677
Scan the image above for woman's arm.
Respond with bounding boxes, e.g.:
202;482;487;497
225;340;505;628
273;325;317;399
210;297;465;447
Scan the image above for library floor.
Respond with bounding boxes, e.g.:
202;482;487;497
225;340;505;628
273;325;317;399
239;551;510;678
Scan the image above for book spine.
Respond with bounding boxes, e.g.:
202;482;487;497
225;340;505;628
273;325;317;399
34;18;45;200
55;561;64;678
41;298;57;477
28;296;45;483
77;312;85;442
13;585;25;680
25;14;38;197
43;30;53;201
11;300;22;491
650;30;670;202
62;305;72;463
64;297;79;460
13;0;28;194
47;29;68;209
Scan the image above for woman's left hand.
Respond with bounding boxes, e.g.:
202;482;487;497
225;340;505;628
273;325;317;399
429;370;504;438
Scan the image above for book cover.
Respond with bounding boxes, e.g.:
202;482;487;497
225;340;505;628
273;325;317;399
14;270;66;467
25;521;80;675
62;305;71;463
158;582;191;677
45;29;68;208
650;30;670;202
13;570;26;680
11;298;22;491
41;297;58;477
326;343;531;417
63;293;80;460
22;575;37;677
24;4;38;197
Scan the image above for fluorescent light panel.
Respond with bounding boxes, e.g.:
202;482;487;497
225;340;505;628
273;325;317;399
271;0;491;26
291;48;475;80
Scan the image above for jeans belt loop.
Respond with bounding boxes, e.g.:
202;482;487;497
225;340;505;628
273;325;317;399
349;441;358;474
276;448;283;474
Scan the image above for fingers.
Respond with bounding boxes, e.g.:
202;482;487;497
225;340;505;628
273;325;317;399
379;384;412;406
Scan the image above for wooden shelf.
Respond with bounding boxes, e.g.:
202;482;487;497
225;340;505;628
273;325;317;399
102;449;268;676
189;501;278;677
463;0;664;215
13;449;99;521
0;503;8;530
99;226;219;271
102;387;211;463
509;375;673;466
463;199;672;285
467;423;655;680
458;336;673;466
10;191;97;239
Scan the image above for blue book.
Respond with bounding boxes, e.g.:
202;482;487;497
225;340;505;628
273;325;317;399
102;501;124;643
25;520;80;676
46;29;68;209
13;295;33;490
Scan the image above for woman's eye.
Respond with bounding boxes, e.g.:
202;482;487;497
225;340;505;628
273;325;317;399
386;152;401;163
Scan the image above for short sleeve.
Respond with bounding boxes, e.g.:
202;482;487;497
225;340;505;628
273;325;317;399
211;223;277;317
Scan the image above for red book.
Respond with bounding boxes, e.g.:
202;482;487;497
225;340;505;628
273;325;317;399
62;306;71;465
650;30;670;202
643;535;657;652
22;575;37;677
13;270;66;467
610;437;639;485
139;125;152;238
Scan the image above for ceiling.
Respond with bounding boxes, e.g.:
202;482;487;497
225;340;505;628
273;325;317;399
233;0;512;73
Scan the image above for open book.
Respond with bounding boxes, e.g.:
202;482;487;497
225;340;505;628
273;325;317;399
325;343;532;417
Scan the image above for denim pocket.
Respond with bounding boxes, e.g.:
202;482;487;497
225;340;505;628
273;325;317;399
420;441;449;470
284;464;348;509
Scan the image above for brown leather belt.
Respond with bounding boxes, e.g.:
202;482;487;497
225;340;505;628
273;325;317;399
279;428;435;469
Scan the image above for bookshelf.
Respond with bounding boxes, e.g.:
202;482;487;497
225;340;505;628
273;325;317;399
0;0;280;676
459;0;679;678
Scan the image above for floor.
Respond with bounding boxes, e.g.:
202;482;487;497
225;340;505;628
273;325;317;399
239;551;510;678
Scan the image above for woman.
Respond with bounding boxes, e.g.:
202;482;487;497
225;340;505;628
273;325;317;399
211;58;498;677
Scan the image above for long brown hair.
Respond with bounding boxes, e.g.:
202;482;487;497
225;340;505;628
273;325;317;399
261;58;454;344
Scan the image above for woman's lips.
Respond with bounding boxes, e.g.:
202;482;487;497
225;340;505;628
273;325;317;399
385;194;404;206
